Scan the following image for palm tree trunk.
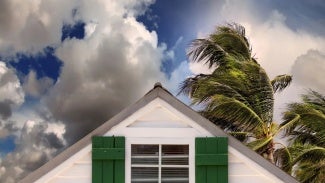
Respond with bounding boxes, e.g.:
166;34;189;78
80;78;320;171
267;149;275;164
265;140;275;163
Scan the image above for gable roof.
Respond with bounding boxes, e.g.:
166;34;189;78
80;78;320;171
20;83;298;183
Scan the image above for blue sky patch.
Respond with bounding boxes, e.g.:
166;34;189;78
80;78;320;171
9;47;62;81
61;21;86;41
0;135;16;155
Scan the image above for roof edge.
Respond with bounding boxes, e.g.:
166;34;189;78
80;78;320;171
146;86;299;183
19;85;161;183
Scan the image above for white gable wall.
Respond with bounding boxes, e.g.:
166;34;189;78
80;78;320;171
34;98;285;183
35;145;92;183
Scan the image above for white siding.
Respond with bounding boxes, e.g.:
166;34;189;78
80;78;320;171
36;149;92;183
228;147;283;183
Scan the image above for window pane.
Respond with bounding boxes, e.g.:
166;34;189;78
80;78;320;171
131;167;158;183
162;145;189;165
131;144;189;183
161;168;189;183
132;145;159;165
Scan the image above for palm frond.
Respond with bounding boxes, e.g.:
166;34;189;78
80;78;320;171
289;131;325;147
295;161;325;183
244;63;274;122
212;23;252;60
177;74;210;97
279;113;300;134
205;95;265;132
274;145;292;172
271;74;292;93
282;91;325;181
281;99;325;139
187;39;227;68
303;90;325;113
247;136;273;151
229;131;250;142
292;145;325;165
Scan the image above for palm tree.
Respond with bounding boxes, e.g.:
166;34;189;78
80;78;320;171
275;90;325;182
179;23;292;162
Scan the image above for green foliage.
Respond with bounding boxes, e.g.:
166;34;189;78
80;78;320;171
179;23;296;168
181;22;324;181
271;74;292;92
276;91;325;182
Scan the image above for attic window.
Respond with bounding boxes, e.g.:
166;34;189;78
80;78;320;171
131;144;189;183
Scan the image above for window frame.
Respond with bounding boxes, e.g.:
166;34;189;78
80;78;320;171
126;137;195;183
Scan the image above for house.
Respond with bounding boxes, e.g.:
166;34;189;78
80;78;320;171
19;83;298;183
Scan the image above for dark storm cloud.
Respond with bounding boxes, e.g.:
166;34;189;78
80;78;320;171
0;100;12;119
44;0;166;143
22;71;54;98
0;1;165;180
0;120;66;183
0;120;19;138
0;0;15;37
43;132;65;149
0;62;24;119
0;0;76;56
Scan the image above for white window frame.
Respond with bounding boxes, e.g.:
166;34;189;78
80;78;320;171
126;137;195;183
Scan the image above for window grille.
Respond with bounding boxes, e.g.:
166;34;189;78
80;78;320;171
131;144;189;183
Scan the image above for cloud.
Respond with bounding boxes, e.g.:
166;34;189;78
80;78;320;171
292;50;325;93
0;62;24;119
41;0;167;143
0;120;66;183
188;61;215;75
0;0;77;56
0;121;18;138
166;61;191;93
22;70;54;98
0;2;166;181
244;11;325;79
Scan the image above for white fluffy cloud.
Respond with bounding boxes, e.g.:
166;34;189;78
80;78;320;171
0;0;76;56
0;0;169;181
0;120;66;183
243;11;325;79
0;62;24;119
292;50;325;93
42;0;167;142
23;70;54;98
189;61;215;75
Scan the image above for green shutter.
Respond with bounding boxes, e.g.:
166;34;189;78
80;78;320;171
196;137;228;183
92;136;125;183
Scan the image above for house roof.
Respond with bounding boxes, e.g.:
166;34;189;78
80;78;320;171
20;83;299;183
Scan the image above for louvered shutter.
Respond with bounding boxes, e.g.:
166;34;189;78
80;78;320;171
195;137;228;183
92;136;125;183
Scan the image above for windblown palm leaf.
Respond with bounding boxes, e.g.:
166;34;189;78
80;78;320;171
287;144;325;183
274;145;292;172
277;90;325;182
271;74;293;93
295;161;325;183
280;91;325;146
179;23;292;164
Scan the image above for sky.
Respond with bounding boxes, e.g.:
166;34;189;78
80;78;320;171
0;0;324;182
